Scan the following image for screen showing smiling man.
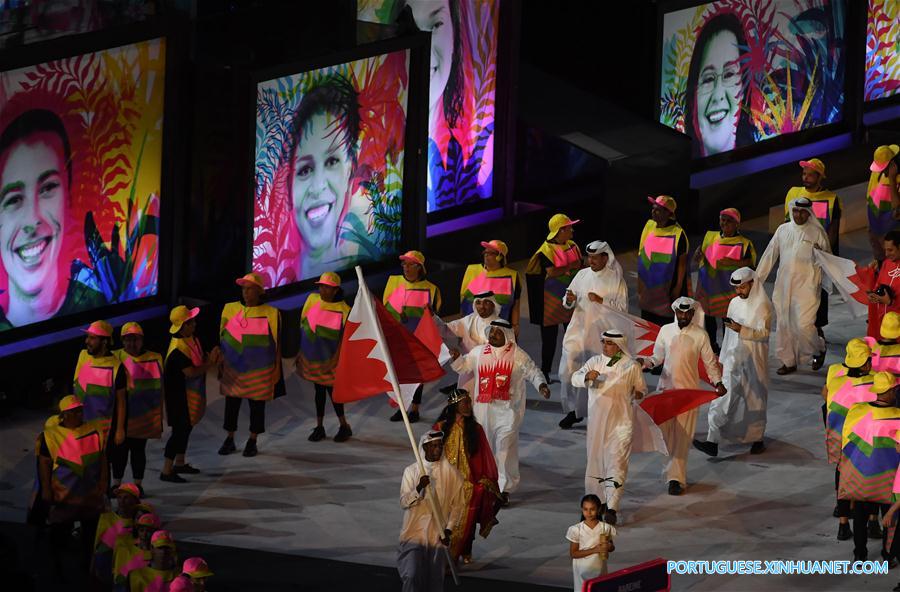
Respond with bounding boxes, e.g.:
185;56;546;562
0;109;70;328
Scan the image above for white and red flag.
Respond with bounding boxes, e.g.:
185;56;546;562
332;270;445;405
813;250;875;319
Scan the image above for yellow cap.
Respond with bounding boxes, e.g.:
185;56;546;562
871;145;900;173
59;395;83;413
315;271;341;287
546;214;580;241
121;322;143;337
235;272;265;290
882;312;900;340
169;305;200;334
399;250;427;274
844;338;872;368
871;371;898;395
799;158;826;177
83;320;113;338
480;240;508;257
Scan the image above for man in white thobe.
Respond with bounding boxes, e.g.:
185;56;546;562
756;197;830;375
572;330;646;526
694;267;773;457
641;297;726;495
442;292;499;393
450;319;550;505
398;431;466;592
558;241;629;429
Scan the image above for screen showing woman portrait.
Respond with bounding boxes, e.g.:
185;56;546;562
660;0;846;159
359;0;498;213
253;50;408;288
866;0;900;102
0;39;164;332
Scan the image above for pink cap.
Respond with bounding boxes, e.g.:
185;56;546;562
168;576;194;592
114;483;141;499
83;320;113;337
182;556;214;577
719;208;741;223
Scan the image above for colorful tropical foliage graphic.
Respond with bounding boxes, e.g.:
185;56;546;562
358;0;498;213
253;51;408;288
0;39;164;330
659;0;845;157
866;0;900;102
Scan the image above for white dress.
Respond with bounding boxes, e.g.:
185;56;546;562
755;216;829;367
559;266;628;418
707;288;772;444
566;520;616;591
450;344;545;493
648;321;722;486
572;354;646;511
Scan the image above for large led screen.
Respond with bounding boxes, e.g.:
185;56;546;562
359;0;498;213
659;0;846;158
253;50;408;287
0;38;164;332
866;0;900;102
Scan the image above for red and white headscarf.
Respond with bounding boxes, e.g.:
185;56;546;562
477;320;516;403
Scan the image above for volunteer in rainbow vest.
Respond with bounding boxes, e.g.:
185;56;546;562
558;240;628;430
32;395;108;584
870;312;900;374
383;250;442;423
127;529;178;592
867;231;900;340
112;322;163;494
866;144;900;262
92;482;141;587
692;208;756;352
821;339;876;542
299;271;352;443
217;272;283;458
449;319;550;506
182;556;214;591
782;158;840;348
637;196;689;328
459;239;521;328
525;213;583;382
73;319;126;445
113;509;160;591
839;371;900;562
756;197;830;375
161;306;221;483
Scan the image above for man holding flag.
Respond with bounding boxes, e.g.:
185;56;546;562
640;297;725;495
449;319;550;506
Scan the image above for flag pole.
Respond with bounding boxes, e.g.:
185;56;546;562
354;267;460;585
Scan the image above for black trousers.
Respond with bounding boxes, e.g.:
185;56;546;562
109;437;148;480
834;468;850;517
852;501;889;559
223;396;266;434
164;424;193;460
816;288;829;329
540;324;559;375
705;315;721;351
314;384;345;417
48;515;99;587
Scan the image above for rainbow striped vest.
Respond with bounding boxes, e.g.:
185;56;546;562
219;302;281;401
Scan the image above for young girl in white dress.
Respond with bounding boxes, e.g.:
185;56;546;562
566;494;616;591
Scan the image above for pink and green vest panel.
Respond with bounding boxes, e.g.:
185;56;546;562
219;302;280;401
73;351;121;433
867;172;900;236
298;294;350;386
115;350;163;439
383;276;441;333
638;221;687;317
839;403;900;503
459;264;518;321
39;417;106;511
824;365;875;465
527;242;580;326
694;232;756;318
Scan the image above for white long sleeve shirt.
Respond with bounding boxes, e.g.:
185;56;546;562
399;458;466;547
648;322;722;390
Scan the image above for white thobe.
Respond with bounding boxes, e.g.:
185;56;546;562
648;322;722;486
707;297;772;444
559;267;629;418
450;346;545;493
755;220;829;367
398;458;466;592
572;354;646;510
444;312;493;392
